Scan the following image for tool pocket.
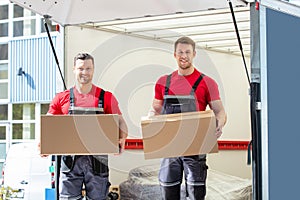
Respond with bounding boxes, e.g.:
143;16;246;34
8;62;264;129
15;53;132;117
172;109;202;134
92;155;109;176
61;155;75;173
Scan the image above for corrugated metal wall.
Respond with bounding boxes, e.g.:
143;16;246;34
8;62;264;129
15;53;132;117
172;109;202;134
10;36;57;103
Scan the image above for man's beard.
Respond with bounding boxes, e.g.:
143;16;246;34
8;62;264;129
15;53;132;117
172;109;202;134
179;63;192;70
79;76;91;84
178;58;192;70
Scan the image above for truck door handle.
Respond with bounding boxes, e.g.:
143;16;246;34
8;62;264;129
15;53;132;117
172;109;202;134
20;180;28;184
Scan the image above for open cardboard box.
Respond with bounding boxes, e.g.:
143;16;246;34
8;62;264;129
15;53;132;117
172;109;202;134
40;114;119;155
141;110;218;159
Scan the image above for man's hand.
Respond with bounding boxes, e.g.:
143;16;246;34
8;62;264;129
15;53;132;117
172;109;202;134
215;121;224;138
209;100;227;138
118;137;126;154
115;115;128;155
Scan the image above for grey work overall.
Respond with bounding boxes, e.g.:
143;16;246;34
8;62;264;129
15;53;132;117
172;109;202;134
159;73;208;200
59;88;110;200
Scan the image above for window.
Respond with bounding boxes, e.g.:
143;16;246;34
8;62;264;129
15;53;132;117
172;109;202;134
0;83;8;99
0;22;8;37
13;104;35;120
0;63;8;100
0;43;8;60
12;104;35;140
0;105;8;120
0;126;6;140
41;103;50;114
13;19;36;37
13;4;34;18
12;123;35;139
0;63;8;79
0;5;8;20
0;143;5;159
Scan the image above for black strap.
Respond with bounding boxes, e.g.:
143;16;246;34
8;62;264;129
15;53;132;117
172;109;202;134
70;87;74;107
164;74;172;95
69;87;105;108
190;73;205;95
164;73;205;95
98;89;105;108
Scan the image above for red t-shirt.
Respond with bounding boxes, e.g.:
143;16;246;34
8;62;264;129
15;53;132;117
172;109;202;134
154;68;220;111
48;84;121;115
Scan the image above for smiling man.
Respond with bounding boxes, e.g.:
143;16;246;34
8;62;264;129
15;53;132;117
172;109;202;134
152;37;227;200
47;53;128;200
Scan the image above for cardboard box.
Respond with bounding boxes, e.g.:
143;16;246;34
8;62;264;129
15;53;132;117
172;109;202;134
40;114;119;155
141;110;218;159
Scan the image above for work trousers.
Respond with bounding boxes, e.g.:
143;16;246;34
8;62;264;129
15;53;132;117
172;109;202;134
59;155;110;200
159;155;208;200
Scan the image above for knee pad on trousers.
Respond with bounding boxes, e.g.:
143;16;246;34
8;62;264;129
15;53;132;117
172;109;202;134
160;184;181;200
186;184;206;200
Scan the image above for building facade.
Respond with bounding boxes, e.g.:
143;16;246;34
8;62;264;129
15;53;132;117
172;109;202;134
0;0;63;178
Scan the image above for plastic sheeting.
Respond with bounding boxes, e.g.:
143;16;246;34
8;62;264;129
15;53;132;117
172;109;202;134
119;164;252;200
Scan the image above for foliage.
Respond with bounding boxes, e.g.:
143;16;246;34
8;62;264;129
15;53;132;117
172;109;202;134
0;185;21;200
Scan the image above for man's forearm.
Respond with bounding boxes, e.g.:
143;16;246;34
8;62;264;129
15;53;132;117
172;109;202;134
119;116;128;139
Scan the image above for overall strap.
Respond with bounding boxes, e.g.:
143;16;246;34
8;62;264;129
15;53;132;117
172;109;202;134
190;73;205;95
69;87;74;107
98;89;105;108
70;87;105;108
164;74;172;95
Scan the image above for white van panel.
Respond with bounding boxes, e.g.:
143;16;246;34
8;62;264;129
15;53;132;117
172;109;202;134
3;143;52;200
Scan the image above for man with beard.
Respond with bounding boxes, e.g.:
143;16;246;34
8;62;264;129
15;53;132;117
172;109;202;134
151;37;226;200
47;53;128;200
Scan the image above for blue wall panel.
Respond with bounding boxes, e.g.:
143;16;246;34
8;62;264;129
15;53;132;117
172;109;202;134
266;8;300;200
9;36;57;103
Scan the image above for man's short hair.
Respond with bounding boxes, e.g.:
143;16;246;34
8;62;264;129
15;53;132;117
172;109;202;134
174;36;196;52
74;53;94;65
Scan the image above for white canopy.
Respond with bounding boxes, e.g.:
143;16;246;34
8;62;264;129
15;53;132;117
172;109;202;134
10;0;249;25
10;0;255;55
